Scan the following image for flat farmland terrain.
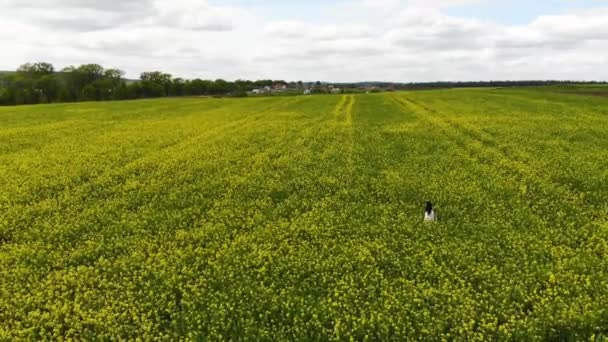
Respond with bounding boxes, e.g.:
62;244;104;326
1;89;607;340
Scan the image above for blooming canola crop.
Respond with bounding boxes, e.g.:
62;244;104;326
0;89;607;340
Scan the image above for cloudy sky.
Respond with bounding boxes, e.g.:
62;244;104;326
1;0;607;82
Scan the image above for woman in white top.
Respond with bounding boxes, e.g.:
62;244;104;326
424;202;437;222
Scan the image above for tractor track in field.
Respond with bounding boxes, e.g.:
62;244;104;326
333;95;355;123
243;94;360;233
201;114;333;234
422;96;608;196
0;100;235;156
389;94;598;228
335;95;357;177
49;99;337;259
189;95;360;258
3;96;333;247
1;97;311;219
482;91;608;122
399;95;589;199
332;95;349;120
0;120;93;154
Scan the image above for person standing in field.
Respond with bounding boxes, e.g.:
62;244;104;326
424;202;437;222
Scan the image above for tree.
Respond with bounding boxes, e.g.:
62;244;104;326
80;84;97;101
140;71;173;97
234;79;253;92
10;62;58;104
105;69;125;81
170;78;186;97
212;79;234;94
7;73;35;104
0;86;12;105
104;69;126;99
127;82;143;99
58;64;126;101
57;87;73;103
188;79;213;95
61;65;101;100
17;62;54;78
76;64;104;84
35;74;60;103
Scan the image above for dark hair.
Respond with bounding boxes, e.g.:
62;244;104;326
425;202;433;214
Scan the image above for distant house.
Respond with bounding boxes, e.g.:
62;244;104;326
331;88;342;94
251;86;272;95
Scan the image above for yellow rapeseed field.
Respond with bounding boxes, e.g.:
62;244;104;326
1;88;607;340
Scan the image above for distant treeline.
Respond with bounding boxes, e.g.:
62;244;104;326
0;62;287;106
337;80;608;90
2;61;607;106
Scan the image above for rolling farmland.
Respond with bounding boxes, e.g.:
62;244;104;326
1;89;607;340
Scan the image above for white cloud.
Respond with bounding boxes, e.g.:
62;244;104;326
1;0;244;32
153;0;246;31
0;0;147;12
0;0;607;81
529;9;608;41
364;0;487;11
264;21;372;41
383;8;494;50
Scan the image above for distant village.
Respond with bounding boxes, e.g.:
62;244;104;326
247;80;608;97
248;81;382;96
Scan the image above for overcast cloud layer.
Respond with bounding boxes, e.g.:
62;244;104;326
1;0;607;82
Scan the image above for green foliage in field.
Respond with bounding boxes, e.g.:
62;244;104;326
1;90;607;340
